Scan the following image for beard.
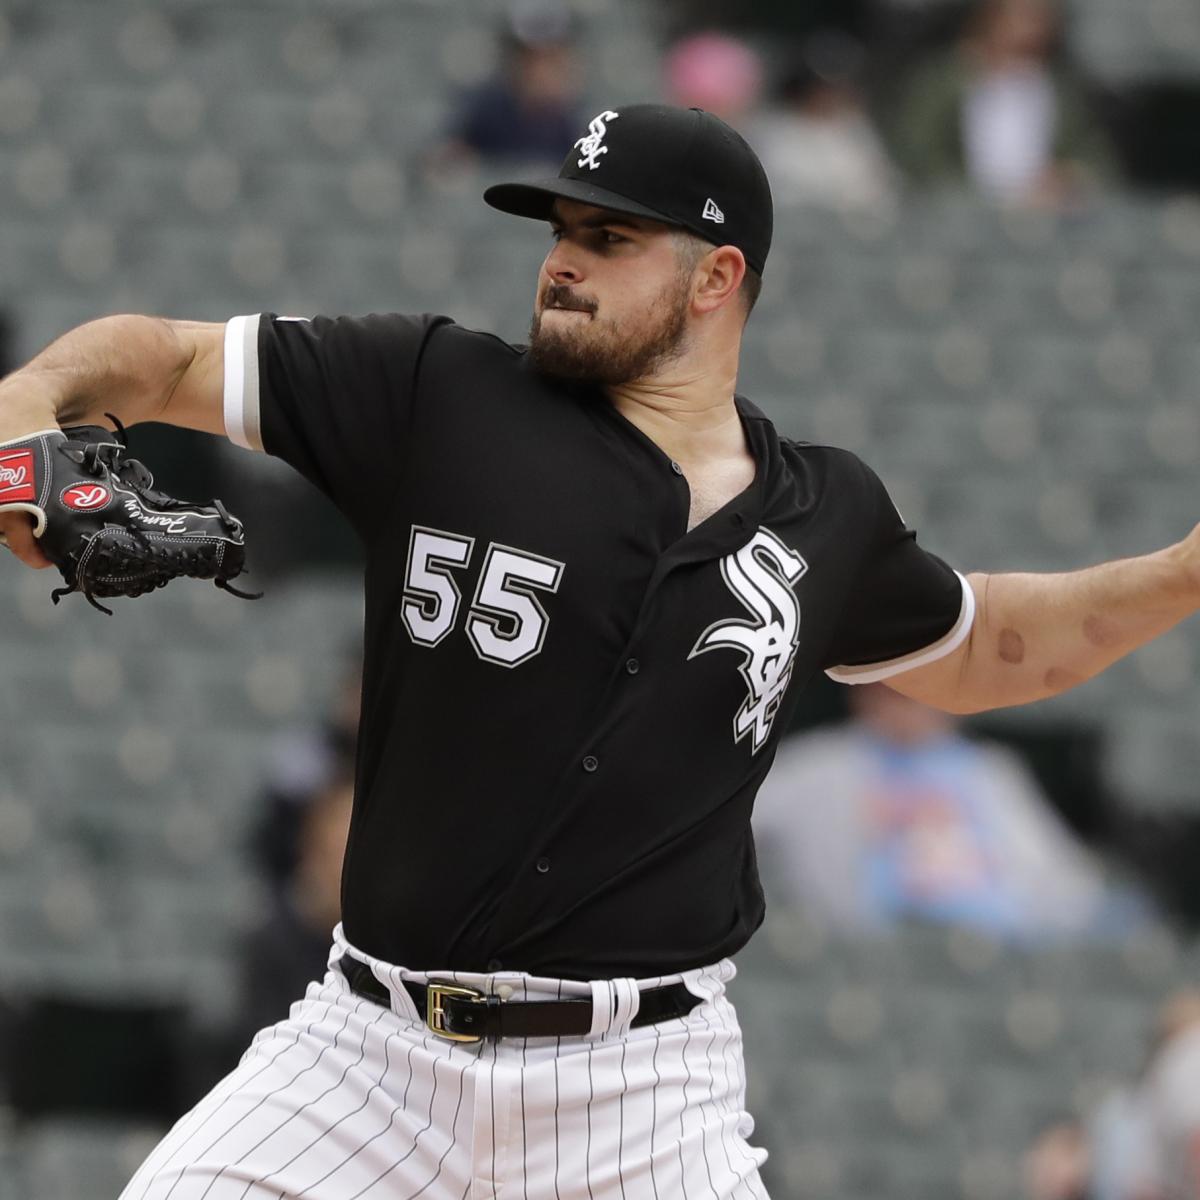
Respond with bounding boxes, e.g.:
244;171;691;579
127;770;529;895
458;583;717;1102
527;275;692;386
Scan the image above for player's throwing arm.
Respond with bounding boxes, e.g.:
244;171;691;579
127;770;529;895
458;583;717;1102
883;540;1200;715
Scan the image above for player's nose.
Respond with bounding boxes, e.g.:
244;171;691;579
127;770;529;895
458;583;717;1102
543;240;584;286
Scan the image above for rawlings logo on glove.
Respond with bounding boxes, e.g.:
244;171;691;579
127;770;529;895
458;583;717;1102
0;418;260;613
62;483;113;511
0;451;35;501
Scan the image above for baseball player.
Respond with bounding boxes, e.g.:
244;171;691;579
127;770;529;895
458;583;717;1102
0;104;1197;1199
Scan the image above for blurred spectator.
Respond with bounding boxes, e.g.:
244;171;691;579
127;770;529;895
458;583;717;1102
1089;1081;1159;1200
664;31;763;127
188;652;362;1093
434;1;582;170
1024;1119;1091;1200
250;650;361;894
1138;990;1200;1199
751;32;896;210
234;770;355;1045
753;684;1145;940
891;0;1113;205
1084;991;1200;1200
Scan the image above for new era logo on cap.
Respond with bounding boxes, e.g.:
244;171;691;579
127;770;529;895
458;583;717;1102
702;198;725;224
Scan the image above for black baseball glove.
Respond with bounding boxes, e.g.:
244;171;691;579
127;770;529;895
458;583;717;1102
0;419;259;613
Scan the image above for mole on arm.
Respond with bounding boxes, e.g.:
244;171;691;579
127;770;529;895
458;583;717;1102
1043;666;1082;692
1083;613;1117;647
997;628;1025;664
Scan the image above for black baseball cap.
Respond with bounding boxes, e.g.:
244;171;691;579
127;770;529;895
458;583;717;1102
484;103;773;276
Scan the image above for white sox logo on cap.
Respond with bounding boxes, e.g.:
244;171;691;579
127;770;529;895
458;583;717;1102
574;110;619;170
689;528;807;753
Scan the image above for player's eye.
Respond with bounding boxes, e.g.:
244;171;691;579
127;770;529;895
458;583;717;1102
601;230;627;244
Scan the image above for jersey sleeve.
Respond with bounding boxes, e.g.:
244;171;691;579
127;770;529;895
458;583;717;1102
821;456;974;685
222;312;449;538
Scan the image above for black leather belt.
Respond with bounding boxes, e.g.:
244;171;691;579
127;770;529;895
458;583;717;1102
336;954;700;1043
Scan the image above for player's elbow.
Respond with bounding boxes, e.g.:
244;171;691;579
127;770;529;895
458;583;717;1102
931;691;996;716
883;678;992;716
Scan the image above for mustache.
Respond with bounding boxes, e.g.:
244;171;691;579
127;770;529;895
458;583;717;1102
541;284;597;315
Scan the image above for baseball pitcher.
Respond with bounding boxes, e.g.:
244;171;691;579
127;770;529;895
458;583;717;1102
1;105;1197;1200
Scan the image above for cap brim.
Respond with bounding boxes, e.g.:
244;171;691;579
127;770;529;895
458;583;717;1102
483;177;679;227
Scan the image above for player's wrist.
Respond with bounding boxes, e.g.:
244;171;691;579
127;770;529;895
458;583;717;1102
1169;523;1200;605
0;374;65;444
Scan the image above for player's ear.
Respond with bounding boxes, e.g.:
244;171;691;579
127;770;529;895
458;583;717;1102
692;246;746;316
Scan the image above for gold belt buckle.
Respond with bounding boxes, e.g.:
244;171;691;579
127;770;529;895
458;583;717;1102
426;980;486;1043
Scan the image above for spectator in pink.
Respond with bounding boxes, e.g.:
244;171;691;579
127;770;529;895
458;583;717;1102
663;31;763;129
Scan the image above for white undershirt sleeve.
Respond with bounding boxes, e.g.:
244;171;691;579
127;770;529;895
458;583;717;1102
222;314;264;451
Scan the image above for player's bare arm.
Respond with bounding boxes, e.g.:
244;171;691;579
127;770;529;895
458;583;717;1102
0;315;225;436
0;316;225;567
887;536;1200;714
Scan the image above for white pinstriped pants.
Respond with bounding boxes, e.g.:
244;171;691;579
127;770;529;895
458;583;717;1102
119;925;769;1199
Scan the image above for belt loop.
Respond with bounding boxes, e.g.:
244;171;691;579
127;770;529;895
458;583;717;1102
327;922;349;974
385;963;424;1024
613;978;640;1039
588;977;640;1040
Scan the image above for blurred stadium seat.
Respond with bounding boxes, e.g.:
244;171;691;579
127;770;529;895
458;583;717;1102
737;911;1200;1196
17;1116;166;1200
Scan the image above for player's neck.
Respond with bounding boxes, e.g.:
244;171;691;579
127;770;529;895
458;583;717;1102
606;359;743;465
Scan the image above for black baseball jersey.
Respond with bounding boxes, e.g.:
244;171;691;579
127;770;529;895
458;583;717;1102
222;313;974;979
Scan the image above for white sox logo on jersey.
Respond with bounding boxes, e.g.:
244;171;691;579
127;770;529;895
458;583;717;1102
689;528;808;754
575;110;619;170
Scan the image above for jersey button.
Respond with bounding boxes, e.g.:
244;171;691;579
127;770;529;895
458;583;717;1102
487;958;503;972
625;658;640;675
670;460;684;475
535;857;551;874
582;754;599;772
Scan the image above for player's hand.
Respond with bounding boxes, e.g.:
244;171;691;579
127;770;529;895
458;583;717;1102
0;380;61;569
0;511;52;569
